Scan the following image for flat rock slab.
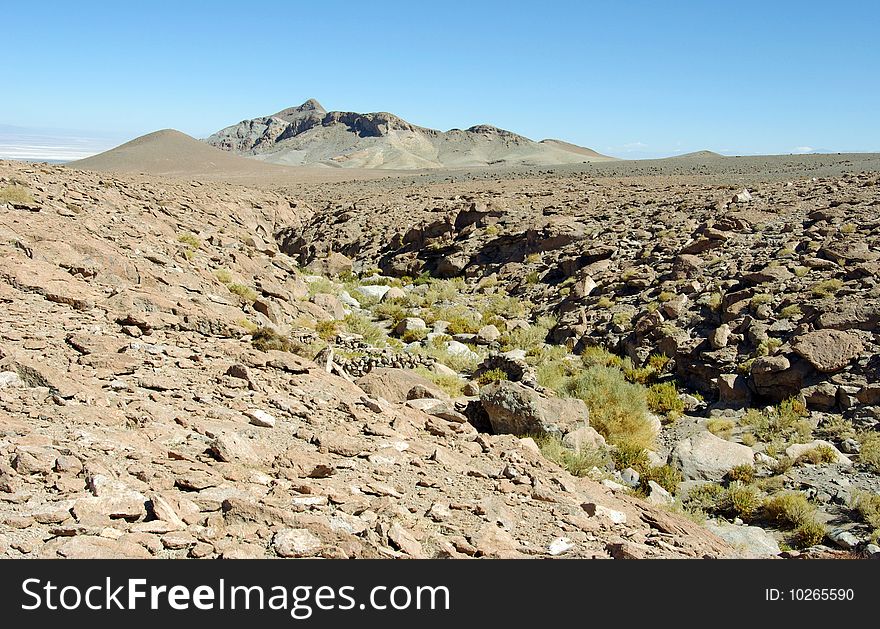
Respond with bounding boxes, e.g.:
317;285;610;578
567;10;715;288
791;329;864;373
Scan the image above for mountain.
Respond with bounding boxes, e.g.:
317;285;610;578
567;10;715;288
205;100;615;169
67;129;299;178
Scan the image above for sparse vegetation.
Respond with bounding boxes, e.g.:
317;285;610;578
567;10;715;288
763;491;825;548
563;367;655;449
811;278;843;298
646;381;684;420
779;304;803;320
0;184;35;206
727;464;756;484
796;444;839;465
251;326;294;352
741;398;812;446
476;368;508;385
534;434;610;477
227;283;258;303
707;417;736;439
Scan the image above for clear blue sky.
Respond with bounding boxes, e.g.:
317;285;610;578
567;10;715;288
3;0;878;159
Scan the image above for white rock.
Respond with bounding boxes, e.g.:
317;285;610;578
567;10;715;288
273;528;322;558
244;408;276;428
446;340;479;361
548;537;574;556
356;285;391;300
0;371;22;388
582;502;627;524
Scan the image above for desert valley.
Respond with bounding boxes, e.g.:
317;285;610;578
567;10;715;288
1;101;879;561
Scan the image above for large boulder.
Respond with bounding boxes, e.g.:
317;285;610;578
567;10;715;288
480;380;589;438
306;252;353;277
669;430;754;481
356;368;448;403
791;329;864;373
705;522;780;558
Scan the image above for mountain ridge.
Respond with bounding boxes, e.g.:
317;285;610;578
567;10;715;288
205;100;615;169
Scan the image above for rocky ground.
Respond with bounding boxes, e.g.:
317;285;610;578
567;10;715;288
1;157;878;559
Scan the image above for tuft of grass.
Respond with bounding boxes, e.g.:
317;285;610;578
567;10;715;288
342;312;387;347
850;491;880;541
177;232;202;249
763;492;815;528
307;277;341;297
796;444;839;465
526;253;542;264
741;398;812;445
750;293;773;308
840;223;858;234
227;283;258;303
562;366;656;450
610;443;650;471
412;367;467;398
315;320;339;341
779;304;803;320
639;464;682;495
372;302;409;327
793;520;827;548
214;268;234;285
657;291;676;303
534;434;610;477
611;311;633;328
857;431;880;472
721;482;763;519
707;417;736;439
596;296;614;309
683;482;725;516
251;327;294;352
708;292;723;312
811;278;843;298
0;184;36;206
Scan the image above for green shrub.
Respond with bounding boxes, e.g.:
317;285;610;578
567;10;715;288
214;268;234;285
721;482;763;519
640;464;682;495
596;296;614;309
315;320;339;341
683;482;725;514
476;368;508;385
741;398;812;445
850;492;880;542
779;304;803;320
763;492;815;528
857;431;880;472
372;302;408;326
646;382;685;420
563;366;655;450
610;443;650;472
307;278;341;297
342;312;387;346
412;367;467;398
401;327;428;343
750;293;773;308
793;520;826;548
727;464;756;484
177;232;202;249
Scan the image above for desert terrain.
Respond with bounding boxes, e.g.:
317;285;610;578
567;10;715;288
1;123;879;559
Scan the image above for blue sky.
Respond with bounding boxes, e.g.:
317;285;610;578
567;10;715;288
2;1;878;160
